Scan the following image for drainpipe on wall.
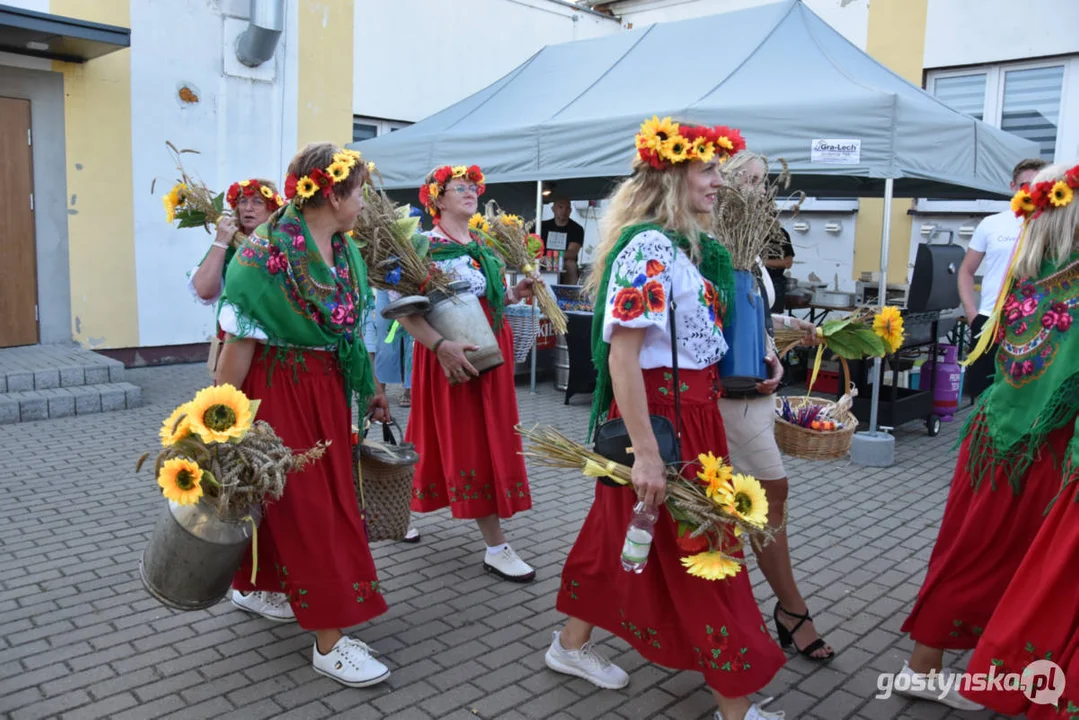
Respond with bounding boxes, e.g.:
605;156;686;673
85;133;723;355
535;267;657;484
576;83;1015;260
236;0;285;67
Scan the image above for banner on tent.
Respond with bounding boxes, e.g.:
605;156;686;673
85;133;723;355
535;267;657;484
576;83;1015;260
811;139;861;165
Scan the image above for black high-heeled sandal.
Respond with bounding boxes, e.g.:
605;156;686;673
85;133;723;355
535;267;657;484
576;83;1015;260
773;601;835;662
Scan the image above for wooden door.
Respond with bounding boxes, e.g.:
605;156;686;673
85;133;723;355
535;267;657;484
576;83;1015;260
0;97;38;347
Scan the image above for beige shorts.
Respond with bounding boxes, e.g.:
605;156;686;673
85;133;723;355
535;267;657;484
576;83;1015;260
717;395;786;481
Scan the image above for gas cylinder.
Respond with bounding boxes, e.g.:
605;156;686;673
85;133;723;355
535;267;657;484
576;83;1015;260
919;344;962;421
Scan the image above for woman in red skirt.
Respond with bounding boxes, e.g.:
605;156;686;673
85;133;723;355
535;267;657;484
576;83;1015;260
394;164;538;582
957;162;1079;716
216;142;394;688
545;117;787;720
895;162;1079;711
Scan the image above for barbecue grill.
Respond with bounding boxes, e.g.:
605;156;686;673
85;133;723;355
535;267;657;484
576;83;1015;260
844;234;963;437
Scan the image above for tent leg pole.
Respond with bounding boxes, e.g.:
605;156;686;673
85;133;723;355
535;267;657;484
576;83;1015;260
868;177;894;435
531;181;543;394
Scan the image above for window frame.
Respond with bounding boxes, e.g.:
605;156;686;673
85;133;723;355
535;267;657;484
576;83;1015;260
919;56;1075;213
352;115;410;143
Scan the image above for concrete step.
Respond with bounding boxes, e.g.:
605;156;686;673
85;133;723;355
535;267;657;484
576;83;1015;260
0;382;142;424
0;344;124;392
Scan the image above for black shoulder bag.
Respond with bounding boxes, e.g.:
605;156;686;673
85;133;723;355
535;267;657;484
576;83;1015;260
592;295;683;487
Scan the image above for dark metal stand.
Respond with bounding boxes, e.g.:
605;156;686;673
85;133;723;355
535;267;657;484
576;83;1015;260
563;311;597;404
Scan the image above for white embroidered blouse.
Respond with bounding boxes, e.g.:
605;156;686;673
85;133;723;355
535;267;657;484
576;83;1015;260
387;227;503;302
601;229;729;370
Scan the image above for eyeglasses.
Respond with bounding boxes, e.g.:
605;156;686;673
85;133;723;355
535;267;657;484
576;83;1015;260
447;185;480;196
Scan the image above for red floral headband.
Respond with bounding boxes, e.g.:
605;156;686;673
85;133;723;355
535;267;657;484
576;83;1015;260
419;165;486;218
1011;164;1079;220
226;179;285;211
635;116;746;171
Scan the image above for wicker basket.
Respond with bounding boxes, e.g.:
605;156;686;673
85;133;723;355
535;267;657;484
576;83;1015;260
773;345;858;460
505;303;540;364
353;419;418;542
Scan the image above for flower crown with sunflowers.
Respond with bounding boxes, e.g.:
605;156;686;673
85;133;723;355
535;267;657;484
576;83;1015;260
226;179;285;212
635;116;746;171
284;149;374;207
419;165;486;219
1011;164;1079;220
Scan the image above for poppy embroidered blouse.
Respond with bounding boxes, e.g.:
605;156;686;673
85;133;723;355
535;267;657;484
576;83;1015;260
602;229;729;370
426;228;488;298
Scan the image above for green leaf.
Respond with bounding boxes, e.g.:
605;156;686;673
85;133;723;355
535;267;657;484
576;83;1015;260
705;625;714;635
820;317;854;337
212;192;225;213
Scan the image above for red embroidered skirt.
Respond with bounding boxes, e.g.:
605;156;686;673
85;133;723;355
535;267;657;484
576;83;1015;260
900;423;1074;649
556;366;786;698
960;455;1079;715
232;349;387;630
407;298;532;519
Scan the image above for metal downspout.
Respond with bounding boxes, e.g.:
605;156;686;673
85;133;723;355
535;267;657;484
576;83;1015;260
236;0;284;67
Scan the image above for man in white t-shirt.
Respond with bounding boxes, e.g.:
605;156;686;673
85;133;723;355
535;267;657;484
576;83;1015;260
958;157;1048;400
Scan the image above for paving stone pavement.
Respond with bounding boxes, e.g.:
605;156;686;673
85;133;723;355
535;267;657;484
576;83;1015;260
0;362;1014;720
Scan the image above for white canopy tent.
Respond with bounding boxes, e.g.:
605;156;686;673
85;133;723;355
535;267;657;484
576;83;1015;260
352;0;1039;444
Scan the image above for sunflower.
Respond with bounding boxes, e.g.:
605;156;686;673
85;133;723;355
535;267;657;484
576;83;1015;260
157;458;205;506
239;180;251;188
160;403;193;446
697;453;734;501
681;551;741;581
332;150;359;167
295;176;319;199
326;161;351;184
1011;188;1035;217
1049;181;1074;208
873;305;905;353
469;213;490;234
499;213;524;228
367;161;377;173
689;137;716;163
163;194;177;224
163;183;186;223
428;183;441;200
451;165;468;178
273;193;285;207
718;473;769;528
661;134;690;164
259;185;274;199
636;116;679;153
186;384;254;444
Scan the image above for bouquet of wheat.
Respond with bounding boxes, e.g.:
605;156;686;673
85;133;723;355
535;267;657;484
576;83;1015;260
711;157;804;272
352;187;453;298
138;384;327;520
516;424;775;580
476;201;568;335
156;142;242;248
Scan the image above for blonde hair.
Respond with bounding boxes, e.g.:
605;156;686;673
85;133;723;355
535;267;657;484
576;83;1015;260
584;157;708;299
719;151;766;188
1013;163;1079;279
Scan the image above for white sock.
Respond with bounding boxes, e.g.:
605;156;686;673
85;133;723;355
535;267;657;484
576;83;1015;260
486;543;509;556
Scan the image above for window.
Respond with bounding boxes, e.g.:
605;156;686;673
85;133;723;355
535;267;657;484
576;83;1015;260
928;59;1072;161
352;115;410;143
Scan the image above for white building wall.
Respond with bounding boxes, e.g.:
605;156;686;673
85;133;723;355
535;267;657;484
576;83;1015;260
353;0;619;123
924;0;1079;69
610;0;868;48
132;0;298;347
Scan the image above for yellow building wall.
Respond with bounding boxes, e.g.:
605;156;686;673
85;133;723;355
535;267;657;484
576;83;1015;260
51;0;138;348
855;0;929;286
296;0;355;149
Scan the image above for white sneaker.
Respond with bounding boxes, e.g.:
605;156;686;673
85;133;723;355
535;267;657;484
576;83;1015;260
892;662;985;711
483;545;536;582
231;590;296;623
402;525;421;544
312;636;390;688
544;631;629;690
714;704;785;720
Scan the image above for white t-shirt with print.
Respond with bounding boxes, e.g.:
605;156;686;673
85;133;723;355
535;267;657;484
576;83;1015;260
969;210;1023;317
601;230;728;370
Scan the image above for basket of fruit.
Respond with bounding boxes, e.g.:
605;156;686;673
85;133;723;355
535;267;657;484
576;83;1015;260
773;352;858;460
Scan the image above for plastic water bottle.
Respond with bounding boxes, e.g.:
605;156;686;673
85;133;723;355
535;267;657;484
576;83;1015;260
621;502;658;573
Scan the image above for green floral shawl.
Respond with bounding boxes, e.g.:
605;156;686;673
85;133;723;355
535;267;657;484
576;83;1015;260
959;250;1079;499
221;204;375;406
587;222;736;437
429;230;508;329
